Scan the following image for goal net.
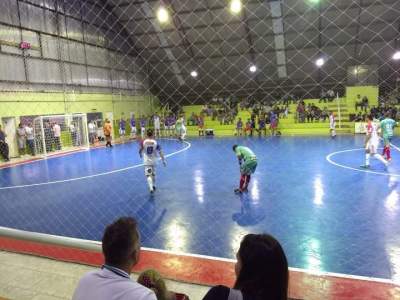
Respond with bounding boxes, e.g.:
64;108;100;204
33;114;89;157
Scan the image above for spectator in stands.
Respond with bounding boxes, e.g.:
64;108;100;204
245;119;252;136
306;104;314;123
361;96;369;112
235;118;243;136
16;123;26;156
270;112;278;136
25;123;35;155
327;89;335;101
0;125;10;161
296;102;305;123
202;233;288;300
250;116;256;137
257;116;267;137
52;122;61;150
321;107;329;122
103;119;113;148
355;94;363;111
138;269;189;300
73;217;156;300
319;90;327;103
198;115;205;136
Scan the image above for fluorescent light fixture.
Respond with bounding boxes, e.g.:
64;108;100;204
157;6;169;24
249;65;257;73
393;51;400;60
230;0;242;14
315;58;325;67
190;71;198;78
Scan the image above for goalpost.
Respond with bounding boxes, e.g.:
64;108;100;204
33;114;90;157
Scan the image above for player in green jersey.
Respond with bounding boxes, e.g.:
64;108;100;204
233;145;258;194
380;112;397;162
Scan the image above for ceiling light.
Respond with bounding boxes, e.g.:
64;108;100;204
393;51;400;60
157;6;169;24
230;0;242;15
315;58;325;67
190;71;198;78
249;65;257;73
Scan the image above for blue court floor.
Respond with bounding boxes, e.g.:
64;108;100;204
1;136;400;280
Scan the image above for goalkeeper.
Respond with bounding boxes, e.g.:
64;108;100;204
232;145;258;194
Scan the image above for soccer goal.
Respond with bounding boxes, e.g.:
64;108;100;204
33;114;89;157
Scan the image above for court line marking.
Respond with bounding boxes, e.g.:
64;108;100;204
326;147;400;177
0;139;191;190
0;226;397;285
140;247;399;285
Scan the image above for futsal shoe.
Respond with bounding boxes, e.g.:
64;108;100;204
234;188;243;194
360;164;370;169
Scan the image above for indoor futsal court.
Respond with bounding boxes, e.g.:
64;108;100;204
1;136;400;281
1;0;400;299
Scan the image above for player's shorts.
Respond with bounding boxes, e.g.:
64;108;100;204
330;124;336;130
240;159;258;175
366;140;379;154
383;136;392;146
131;127;137;134
144;165;155;176
119;129;126;135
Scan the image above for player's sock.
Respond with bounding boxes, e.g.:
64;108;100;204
243;175;251;191
387;147;391;160
239;175;245;190
374;154;388;166
147;176;153;191
382;146;387;158
365;153;370;166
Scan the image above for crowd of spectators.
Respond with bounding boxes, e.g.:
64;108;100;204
295;101;329;123
72;216;290;300
352;90;400;122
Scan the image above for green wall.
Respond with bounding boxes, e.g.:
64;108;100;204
0;91;157;120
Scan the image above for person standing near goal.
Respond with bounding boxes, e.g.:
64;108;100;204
130;115;137;139
153;114;161;137
103;119;112;148
139;129;166;193
175;116;187;141
329;112;336;138
361;115;388;169
140;116;146;138
119;118;126;142
233;145;258;194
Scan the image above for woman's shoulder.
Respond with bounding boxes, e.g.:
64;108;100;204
202;285;230;300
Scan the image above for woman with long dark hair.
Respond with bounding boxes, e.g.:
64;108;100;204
202;233;288;300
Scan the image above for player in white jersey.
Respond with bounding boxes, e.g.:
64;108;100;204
139;129;166;193
329;112;336;138
153;114;161;137
361;115;388;169
175;117;187;141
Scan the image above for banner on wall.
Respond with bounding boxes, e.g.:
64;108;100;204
355;122;367;134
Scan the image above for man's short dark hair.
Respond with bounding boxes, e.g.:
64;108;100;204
147;129;154;137
233;145;238;152
102;217;139;266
